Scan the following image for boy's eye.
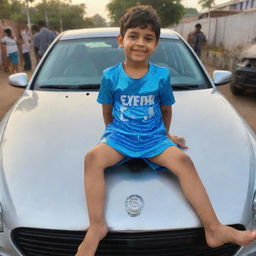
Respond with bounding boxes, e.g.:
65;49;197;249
128;35;137;39
145;37;153;42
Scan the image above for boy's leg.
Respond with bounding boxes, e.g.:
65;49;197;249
148;146;256;247
76;144;124;256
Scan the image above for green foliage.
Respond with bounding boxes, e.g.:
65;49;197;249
107;0;185;27
183;8;198;18
30;0;88;30
0;0;105;30
90;14;107;27
198;0;215;9
0;0;26;21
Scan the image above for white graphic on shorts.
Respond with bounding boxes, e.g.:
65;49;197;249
120;95;155;121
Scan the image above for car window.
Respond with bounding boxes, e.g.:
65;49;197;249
150;39;208;89
32;37;211;91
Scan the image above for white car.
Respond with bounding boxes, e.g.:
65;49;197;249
1;27;256;256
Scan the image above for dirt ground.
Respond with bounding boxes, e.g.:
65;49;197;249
0;59;255;133
206;65;256;133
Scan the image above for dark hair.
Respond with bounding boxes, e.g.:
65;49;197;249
38;20;46;27
195;23;202;28
31;24;39;32
4;28;12;38
119;5;161;41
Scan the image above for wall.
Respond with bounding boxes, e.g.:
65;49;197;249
175;10;256;70
176;10;256;50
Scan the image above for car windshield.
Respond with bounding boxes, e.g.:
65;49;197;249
32;37;210;91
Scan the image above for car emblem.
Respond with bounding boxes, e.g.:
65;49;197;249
125;194;144;217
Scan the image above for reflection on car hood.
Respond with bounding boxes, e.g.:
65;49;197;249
241;44;256;59
0;89;254;231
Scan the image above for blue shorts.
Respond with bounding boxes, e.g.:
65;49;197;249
8;52;19;65
101;130;177;170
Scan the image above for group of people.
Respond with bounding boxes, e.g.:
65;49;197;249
0;19;207;75
0;20;56;74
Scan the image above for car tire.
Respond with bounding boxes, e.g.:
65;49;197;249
230;83;244;96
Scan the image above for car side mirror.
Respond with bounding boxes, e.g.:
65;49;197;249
8;73;28;88
213;70;232;86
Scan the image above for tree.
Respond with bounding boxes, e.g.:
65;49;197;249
0;0;26;21
198;0;215;9
91;14;107;27
183;8;198;18
107;0;185;27
30;0;87;31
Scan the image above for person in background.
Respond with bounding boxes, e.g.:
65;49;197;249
36;20;56;59
187;23;207;58
31;24;40;64
20;23;32;71
0;28;19;73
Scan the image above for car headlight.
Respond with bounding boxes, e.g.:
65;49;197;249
237;58;250;67
0;203;3;232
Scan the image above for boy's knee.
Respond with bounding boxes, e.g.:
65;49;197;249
84;150;99;167
178;153;194;167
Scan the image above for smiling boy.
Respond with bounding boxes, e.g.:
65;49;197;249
76;5;256;256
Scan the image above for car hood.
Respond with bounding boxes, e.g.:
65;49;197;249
240;44;256;59
0;89;254;231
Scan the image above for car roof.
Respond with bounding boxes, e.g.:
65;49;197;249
59;27;180;41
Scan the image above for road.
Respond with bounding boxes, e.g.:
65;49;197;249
0;63;255;133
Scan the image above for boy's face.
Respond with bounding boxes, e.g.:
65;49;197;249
118;26;158;64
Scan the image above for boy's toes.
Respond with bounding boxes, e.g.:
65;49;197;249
206;225;256;248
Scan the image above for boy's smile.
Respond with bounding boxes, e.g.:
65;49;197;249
118;27;158;64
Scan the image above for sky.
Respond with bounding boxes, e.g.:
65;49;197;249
71;0;229;20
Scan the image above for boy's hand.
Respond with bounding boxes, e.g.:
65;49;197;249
168;134;189;149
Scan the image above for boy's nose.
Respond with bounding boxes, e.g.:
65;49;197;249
136;37;145;46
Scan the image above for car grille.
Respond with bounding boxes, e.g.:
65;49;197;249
11;225;243;256
235;67;256;87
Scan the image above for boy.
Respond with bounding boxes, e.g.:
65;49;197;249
76;5;256;256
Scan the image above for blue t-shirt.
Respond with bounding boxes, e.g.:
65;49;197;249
97;63;175;135
97;62;176;160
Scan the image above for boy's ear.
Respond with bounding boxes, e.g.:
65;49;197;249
117;34;124;48
154;40;159;49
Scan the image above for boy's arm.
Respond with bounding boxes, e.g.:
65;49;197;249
161;105;172;134
102;104;113;126
160;105;188;149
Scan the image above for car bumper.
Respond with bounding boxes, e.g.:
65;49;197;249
0;225;21;256
1;225;256;255
3;225;255;256
234;66;256;89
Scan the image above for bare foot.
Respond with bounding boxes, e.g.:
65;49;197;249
75;224;108;256
205;224;256;247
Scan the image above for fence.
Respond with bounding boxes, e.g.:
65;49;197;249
175;10;256;70
175;10;256;50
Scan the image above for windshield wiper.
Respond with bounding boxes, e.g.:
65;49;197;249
39;84;100;90
77;84;100;89
172;85;199;90
39;85;78;89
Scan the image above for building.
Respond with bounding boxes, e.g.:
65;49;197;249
216;0;256;10
198;0;256;19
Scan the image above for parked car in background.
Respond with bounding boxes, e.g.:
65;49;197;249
230;44;256;95
1;27;256;256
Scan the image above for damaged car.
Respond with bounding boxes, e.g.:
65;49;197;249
230;44;256;95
